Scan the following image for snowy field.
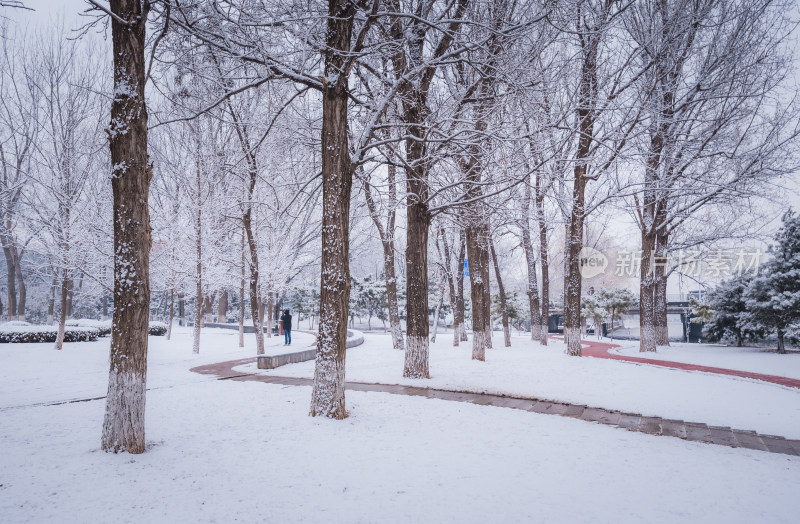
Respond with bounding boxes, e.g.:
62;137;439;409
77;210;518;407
1;326;799;523
612;340;800;379
241;332;800;439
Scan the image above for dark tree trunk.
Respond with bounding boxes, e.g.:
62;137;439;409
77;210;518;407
403;119;431;378
639;229;657;352
310;0;355;419
3;243;17;320
654;224;670;346
12;246;25;320
482;237;492;350
489;239;511;347
192;200;203;353
466;225;489;360
535;173;550;345
239;228;245;347
167;287;174;340
563;22;599;357
102;0;152;455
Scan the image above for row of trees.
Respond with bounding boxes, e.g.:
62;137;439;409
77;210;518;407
1;0;797;453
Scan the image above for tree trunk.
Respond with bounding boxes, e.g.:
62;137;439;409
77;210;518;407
362;158;404;350
520;192;541;342
102;0;152;454
654;273;669;346
777;327;786;354
439;228;459;345
535;173;550;345
430;277;445;343
483;246;492;350
54;270;69;350
204;293;213;324
266;290;274;338
466;225;489;361
310;0;355;419
218;289;227;323
193;201;203;354
167;287;174;340
239;228;245;348
383;240;404;350
654;224;670;346
639;229;657;352
563;26;599;357
403;113;431;377
455;230;468;343
13;246;25;320
489;240;511;347
3;243;17;320
47;274;56;324
65;275;74;319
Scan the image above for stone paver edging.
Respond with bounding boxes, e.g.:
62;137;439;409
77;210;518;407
190;357;800;457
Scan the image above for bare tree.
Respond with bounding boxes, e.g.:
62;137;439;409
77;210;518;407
96;0;153;454
626;0;800;351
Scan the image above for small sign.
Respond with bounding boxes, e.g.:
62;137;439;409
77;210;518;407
463;258;470;277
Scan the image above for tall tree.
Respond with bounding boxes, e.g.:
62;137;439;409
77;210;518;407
97;0;153;454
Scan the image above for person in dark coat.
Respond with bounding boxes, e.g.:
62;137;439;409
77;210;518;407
280;309;293;345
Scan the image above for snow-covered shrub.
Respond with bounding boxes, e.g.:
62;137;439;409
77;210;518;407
66;319;113;336
149;321;168;336
0;325;100;343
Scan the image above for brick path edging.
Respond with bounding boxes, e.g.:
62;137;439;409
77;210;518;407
190;358;800;457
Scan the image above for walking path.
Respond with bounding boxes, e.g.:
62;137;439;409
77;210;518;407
555;336;800;390
190;354;800;457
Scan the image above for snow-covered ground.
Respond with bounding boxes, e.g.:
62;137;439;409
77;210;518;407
240;332;800;439
0;327;316;409
612;340;800;379
2;327;799;523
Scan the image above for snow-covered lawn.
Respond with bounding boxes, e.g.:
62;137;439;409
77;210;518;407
2;327;799;523
611;340;800;379
0;327;316;409
240;332;800;439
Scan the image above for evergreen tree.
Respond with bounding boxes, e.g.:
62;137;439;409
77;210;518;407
701;276;757;346
742;211;800;353
598;288;635;342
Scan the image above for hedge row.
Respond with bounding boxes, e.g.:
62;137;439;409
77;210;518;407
66;319;113;337
0;321;168;343
0;326;100;343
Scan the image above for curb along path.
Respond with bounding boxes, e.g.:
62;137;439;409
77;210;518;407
190;357;800;457
557;336;800;390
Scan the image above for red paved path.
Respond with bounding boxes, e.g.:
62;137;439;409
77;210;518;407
554;336;800;390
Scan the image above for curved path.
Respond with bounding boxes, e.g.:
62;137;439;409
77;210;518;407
190;357;800;456
558;336;800;390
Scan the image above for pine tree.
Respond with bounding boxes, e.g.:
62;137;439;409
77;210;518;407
702;276;755;346
742;211;800;353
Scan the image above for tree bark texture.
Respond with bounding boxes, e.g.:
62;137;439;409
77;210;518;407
310;0;355;419
563;19;599;357
466;224;490;361
102;0;152;455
